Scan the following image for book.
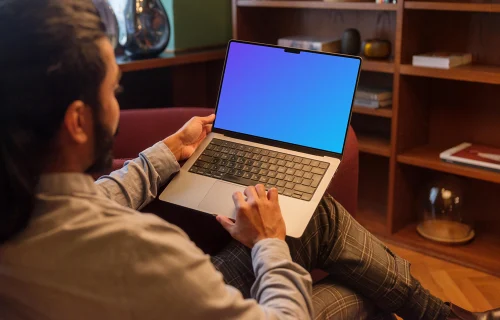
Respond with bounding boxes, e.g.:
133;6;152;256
355;86;393;101
440;142;500;172
278;36;341;53
354;98;392;109
412;52;472;69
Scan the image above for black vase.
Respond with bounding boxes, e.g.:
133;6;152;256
123;0;171;59
341;28;361;56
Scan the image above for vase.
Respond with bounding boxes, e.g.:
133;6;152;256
121;0;171;59
92;0;119;50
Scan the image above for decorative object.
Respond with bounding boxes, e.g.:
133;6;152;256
417;176;475;245
121;0;171;59
161;0;232;52
93;0;119;50
278;36;341;53
340;28;361;55
362;39;391;59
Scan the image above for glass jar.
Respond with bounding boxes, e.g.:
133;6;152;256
417;175;475;244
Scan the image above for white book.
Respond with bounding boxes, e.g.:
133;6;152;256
412;52;472;69
278;36;341;53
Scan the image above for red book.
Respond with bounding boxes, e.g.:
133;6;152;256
440;142;500;172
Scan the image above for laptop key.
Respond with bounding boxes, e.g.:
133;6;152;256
228;168;236;175
284;189;293;197
277;167;286;173
261;150;269;156
259;176;269;183
221;154;229;160
293;156;302;163
277;153;286;159
227;162;236;168
212;171;225;178
236;163;244;170
284;175;294;182
295;170;304;177
311;174;322;188
294;184;315;194
242;165;251;171
319;162;329;169
302;165;312;172
202;162;211;169
261;163;270;170
301;193;313;201
277;187;285;194
285;161;294;168
243;172;252;179
189;167;198;173
268;178;278;185
285;182;295;189
211;139;223;145
202;150;215;156
258;169;268;176
285;155;294;161
277;160;286;166
269;151;278;158
302;158;311;165
286;168;296;175
199;155;213;163
303;172;313;179
293;177;303;184
251;174;260;181
269;158;278;164
311;160;320;167
276;173;286;180
311;167;326;175
294;163;303;170
267;171;277;178
236;170;244;177
218;167;228;173
222;174;252;187
277;180;286;187
269;164;278;171
250;167;260;174
302;179;312;186
237;151;245;157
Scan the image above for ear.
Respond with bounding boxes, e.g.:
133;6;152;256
64;100;90;145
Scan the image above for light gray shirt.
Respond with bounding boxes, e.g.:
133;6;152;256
0;142;313;320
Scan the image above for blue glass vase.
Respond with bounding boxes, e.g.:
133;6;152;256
92;0;119;50
121;0;171;59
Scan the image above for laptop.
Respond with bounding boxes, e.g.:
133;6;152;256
159;40;361;238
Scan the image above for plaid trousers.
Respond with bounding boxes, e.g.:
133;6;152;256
211;195;451;320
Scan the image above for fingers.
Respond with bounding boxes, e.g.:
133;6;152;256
244;186;258;200
267;187;279;202
232;191;246;209
199;114;216;125
204;124;213;134
255;184;267;198
216;215;235;233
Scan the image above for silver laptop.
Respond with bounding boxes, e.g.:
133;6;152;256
159;40;361;238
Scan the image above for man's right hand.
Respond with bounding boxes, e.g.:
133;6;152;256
216;184;286;248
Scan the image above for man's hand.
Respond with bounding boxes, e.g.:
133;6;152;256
216;184;286;248
163;114;215;161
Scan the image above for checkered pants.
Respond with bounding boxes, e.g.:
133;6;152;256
211;195;451;320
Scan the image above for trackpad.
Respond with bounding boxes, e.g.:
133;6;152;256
198;181;246;219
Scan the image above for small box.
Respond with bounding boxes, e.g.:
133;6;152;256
278;36;341;53
161;0;232;52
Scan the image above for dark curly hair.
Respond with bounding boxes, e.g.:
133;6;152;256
0;0;107;243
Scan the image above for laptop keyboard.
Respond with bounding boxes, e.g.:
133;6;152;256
188;138;329;201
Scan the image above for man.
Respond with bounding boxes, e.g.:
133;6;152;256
0;1;496;319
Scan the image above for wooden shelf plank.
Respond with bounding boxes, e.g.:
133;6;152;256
386;223;500;277
362;59;395;73
353;106;393;118
405;1;500;13
397;145;500;184
400;64;500;85
237;0;397;11
117;48;227;72
358;134;391;157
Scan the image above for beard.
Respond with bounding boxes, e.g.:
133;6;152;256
85;118;118;175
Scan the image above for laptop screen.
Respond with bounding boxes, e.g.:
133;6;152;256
213;41;361;155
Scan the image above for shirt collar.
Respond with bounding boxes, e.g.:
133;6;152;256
36;173;98;196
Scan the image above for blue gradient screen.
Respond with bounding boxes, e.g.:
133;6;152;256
214;41;361;154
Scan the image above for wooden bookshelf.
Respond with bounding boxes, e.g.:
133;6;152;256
117;48;226;72
232;0;500;276
237;0;397;11
405;1;500;13
353;106;393;118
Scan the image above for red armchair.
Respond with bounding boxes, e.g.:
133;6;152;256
111;107;359;281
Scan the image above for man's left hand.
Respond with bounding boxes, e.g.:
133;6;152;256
163;114;216;161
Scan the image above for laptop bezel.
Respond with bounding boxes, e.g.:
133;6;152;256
212;39;362;159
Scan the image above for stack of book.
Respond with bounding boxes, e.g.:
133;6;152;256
354;86;392;109
277;35;341;53
412;52;472;69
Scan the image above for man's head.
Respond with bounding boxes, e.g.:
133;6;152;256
0;0;121;243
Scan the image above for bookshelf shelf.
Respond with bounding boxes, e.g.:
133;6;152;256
117;48;226;72
405;1;500;13
362;59;395;73
397;145;500;184
358;135;391;157
353;106;393;118
236;0;398;11
400;64;500;85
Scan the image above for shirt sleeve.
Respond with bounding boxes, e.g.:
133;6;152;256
123;214;313;320
95;142;180;210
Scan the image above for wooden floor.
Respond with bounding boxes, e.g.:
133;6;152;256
388;244;500;312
